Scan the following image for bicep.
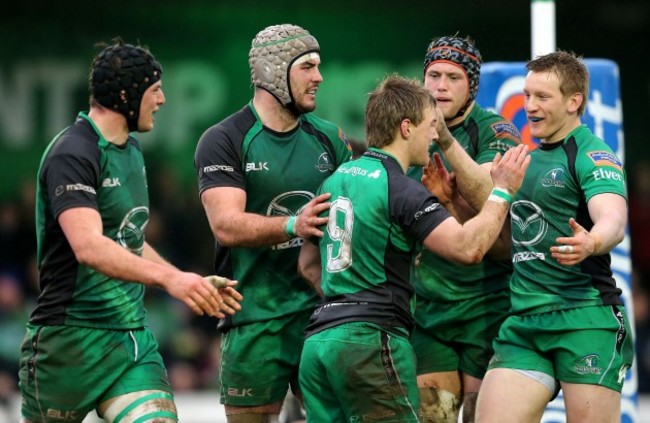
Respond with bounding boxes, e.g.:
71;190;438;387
588;193;627;227
201;186;247;228
58;207;104;254
422;216;463;261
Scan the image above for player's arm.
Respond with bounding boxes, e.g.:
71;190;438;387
59;207;242;318
200;186;332;247
423;144;529;264
422;152;477;223
297;239;324;297
422;152;512;258
551;193;627;265
433;108;494;210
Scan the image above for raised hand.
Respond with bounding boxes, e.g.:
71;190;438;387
422;152;456;206
490;144;530;195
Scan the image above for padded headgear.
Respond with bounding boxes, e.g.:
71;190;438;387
249;24;320;108
423;36;482;115
90;42;162;131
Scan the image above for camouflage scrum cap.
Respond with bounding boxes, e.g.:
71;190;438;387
90;41;162;131
423;35;482;108
249;24;320;106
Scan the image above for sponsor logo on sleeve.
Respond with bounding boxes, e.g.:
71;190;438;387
414;203;439;220
592;168;624;182
203;164;235;173
338;127;352;150
490;121;522;144
587;151;622;171
56;183;96;196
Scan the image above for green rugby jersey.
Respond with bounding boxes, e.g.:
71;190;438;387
510;124;626;315
195;102;352;329
33;112;149;329
305;149;450;336
408;104;521;301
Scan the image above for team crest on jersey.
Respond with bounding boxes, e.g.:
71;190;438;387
587;151;622;171
315;152;333;172
490;121;521;144
541;168;566;188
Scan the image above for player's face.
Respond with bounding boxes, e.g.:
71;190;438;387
409;105;438;167
289;57;323;113
424;62;469;123
137;81;165;133
524;70;579;143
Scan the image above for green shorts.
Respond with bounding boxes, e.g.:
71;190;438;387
411;289;510;378
219;310;312;406
19;324;172;422
489;305;634;392
299;322;420;423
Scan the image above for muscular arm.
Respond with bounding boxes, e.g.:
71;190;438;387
423;201;510;264
551;193;627;265
586;193;627;254
422;152;512;259
59;207;240;317
439;141;494;210
201;186;331;247
421;152;477;223
423;144;529;264
297;240;324;297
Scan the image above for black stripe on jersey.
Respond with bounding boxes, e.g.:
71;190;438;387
562;137;622;306
300;119;337;167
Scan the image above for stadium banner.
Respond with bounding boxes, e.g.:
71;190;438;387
477;59;637;423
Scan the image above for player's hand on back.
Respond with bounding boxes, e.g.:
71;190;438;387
294;192;332;239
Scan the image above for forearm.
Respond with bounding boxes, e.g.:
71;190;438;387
442;142;493;210
486;216;513;261
210;210;292;248
76;236;177;290
142;242;175;268
458;200;510;263
298;241;324;297
443;195;476;223
588;220;625;255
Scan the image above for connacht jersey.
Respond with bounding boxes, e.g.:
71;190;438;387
305;149;451;337
195;103;351;329
510;124;626;315
32;112;149;329
408;104;521;301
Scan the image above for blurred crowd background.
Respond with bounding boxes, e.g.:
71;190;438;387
1;0;649;414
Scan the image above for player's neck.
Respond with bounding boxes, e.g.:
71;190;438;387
88;106;130;145
381;141;410;173
446;101;475;127
253;90;299;133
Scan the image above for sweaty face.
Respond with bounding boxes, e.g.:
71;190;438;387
424;62;469;124
137;81;166;133
289;56;323;113
524;70;580;143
